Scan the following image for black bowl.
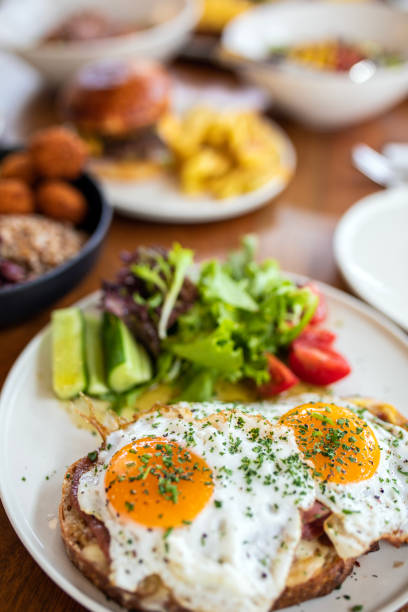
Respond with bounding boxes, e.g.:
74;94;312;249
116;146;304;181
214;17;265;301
0;148;112;327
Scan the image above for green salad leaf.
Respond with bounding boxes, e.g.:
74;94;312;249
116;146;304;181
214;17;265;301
157;236;318;399
158;243;194;340
166;319;244;373
177;368;219;402
199;261;258;312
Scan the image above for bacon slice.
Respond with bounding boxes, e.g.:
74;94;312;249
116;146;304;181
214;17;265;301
301;501;331;540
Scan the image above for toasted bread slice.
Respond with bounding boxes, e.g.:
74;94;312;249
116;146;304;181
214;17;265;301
60;459;355;611
273;544;354;610
60;459;182;611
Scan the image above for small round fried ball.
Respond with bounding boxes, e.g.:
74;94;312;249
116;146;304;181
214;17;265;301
29;126;87;179
36;180;87;224
0;179;35;214
1;152;36;184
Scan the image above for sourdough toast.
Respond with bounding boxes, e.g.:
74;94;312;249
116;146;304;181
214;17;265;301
60;459;355;611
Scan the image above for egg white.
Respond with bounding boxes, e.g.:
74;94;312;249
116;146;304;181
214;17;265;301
78;408;316;612
186;394;408;559
317;405;408;559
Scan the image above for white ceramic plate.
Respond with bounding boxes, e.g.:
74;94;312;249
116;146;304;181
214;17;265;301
100;120;295;223
2;285;408;612
334;186;408;332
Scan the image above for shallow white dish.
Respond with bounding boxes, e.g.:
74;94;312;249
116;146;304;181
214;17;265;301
100;120;295;223
334;186;408;332
0;0;200;84
2;283;408;611
221;2;408;130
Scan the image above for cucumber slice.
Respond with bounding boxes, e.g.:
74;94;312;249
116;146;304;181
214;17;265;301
84;313;109;396
103;313;152;393
52;308;87;399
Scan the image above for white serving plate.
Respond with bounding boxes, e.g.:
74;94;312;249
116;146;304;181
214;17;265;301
2;283;408;612
100;119;295;223
334;186;408;332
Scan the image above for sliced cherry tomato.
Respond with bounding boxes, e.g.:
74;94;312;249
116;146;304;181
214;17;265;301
259;353;299;397
293;327;336;349
304;282;327;325
288;342;351;386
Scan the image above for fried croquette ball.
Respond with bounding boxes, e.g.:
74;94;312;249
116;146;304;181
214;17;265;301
36;181;87;224
29;127;87;179
0;179;35;214
1;152;36;184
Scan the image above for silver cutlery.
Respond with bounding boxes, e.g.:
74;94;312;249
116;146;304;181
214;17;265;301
352;143;408;187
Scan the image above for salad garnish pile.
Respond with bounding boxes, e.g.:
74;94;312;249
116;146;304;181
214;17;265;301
98;237;349;401
52;236;351;409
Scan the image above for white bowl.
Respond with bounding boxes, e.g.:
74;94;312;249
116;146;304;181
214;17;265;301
222;2;408;130
0;0;200;84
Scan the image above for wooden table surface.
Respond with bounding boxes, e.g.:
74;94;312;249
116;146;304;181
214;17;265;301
1;51;408;611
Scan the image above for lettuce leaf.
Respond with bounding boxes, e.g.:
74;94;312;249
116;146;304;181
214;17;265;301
176;367;219;402
199;261;258;312
158;243;194;339
159;236;318;398
166;319;243;374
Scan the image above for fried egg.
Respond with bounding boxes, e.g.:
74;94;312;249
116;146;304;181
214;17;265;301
292;402;408;559
78;406;316;612
187;394;408;560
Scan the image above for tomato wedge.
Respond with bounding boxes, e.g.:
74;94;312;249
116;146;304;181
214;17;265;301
293;327;336;349
288;342;351;386
259;353;299;397
304;282;327;325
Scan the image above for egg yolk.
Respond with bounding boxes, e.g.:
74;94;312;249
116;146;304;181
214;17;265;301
279;402;380;484
105;436;214;528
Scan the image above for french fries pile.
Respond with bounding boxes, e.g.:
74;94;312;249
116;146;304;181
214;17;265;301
197;0;252;33
159;107;287;199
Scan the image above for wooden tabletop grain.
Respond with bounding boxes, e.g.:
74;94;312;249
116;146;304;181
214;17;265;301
0;51;407;612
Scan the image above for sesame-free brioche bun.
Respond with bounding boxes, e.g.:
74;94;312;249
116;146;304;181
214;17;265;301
62;59;171;138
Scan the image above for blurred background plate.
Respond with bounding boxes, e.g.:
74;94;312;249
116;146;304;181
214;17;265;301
221;1;408;130
99;118;295;223
0;0;201;84
334;186;408;332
